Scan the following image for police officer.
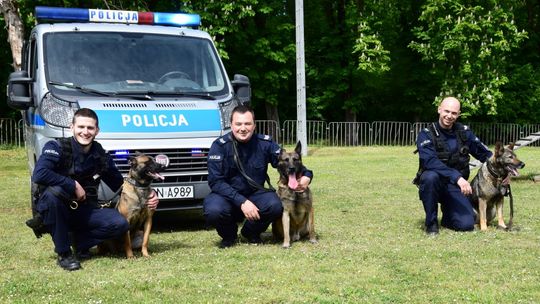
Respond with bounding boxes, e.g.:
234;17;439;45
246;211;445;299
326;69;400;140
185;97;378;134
204;105;313;248
415;97;492;235
31;108;159;270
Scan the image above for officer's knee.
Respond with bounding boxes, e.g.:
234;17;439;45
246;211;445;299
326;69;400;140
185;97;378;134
203;194;229;224
258;195;283;219
419;170;440;186
268;199;283;218
109;217;129;237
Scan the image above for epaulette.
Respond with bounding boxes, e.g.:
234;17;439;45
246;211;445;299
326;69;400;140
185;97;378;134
258;134;272;141
217;133;232;145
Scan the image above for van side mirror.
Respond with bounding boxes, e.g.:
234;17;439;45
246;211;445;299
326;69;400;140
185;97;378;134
231;74;251;105
7;70;33;110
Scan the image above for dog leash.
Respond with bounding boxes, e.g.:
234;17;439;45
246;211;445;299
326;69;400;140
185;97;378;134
507;184;514;230
232;137;275;192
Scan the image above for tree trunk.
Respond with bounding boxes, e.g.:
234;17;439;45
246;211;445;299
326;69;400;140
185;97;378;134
0;0;24;71
264;102;281;141
345;108;356;122
264;102;280;125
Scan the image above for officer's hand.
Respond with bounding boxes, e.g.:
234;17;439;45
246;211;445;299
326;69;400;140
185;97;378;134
74;181;86;201
147;190;159;210
457;177;472;195
295;176;311;192
241;200;260;221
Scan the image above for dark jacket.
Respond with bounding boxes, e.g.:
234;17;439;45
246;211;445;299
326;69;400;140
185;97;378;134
32;137;123;201
416;122;492;183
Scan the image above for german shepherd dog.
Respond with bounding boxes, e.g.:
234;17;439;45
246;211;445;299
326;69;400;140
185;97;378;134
470;142;525;231
116;154;164;258
272;141;316;248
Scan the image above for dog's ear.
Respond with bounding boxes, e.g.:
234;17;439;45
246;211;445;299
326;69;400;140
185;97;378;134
495;141;504;157
507;142;515;150
294;141;302;155
128;156;138;168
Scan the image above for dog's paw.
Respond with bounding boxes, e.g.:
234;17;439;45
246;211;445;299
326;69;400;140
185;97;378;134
497;225;508;231
282;243;291;249
309;239;318;244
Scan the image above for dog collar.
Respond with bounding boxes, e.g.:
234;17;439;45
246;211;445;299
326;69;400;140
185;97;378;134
486;161;507;180
125;177;151;188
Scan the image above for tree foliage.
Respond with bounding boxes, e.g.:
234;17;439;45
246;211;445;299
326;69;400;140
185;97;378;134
1;0;540;123
409;0;528;117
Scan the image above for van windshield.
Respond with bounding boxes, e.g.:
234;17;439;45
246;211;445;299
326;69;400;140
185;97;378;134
44;32;228;98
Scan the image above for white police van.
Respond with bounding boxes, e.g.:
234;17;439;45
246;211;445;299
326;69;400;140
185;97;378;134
7;6;251;211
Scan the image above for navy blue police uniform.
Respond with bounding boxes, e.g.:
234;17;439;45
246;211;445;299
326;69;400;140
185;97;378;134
416;122;492;231
33;137;129;255
204;133;313;243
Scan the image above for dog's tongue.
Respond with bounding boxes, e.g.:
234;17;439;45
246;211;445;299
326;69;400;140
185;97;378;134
507;166;519;177
149;172;165;181
288;173;298;190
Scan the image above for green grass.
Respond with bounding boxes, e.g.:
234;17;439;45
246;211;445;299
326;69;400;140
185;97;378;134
1;146;540;303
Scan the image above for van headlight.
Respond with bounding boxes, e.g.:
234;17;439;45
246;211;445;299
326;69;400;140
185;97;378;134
218;98;240;130
39;93;79;127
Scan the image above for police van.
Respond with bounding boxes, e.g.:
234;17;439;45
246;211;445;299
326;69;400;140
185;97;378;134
7;6;251;211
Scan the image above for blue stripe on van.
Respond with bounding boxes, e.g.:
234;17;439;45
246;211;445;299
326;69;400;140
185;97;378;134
94;109;221;133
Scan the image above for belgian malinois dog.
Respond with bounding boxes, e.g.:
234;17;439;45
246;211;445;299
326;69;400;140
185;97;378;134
117;154;164;258
470;142;525;231
272;141;317;248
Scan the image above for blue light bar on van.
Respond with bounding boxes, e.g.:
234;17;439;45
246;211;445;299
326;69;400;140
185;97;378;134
35;6;201;27
114;150;130;158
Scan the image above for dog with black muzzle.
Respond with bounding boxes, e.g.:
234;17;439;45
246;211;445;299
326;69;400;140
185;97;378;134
470;142;525;231
116;153;164;258
272;141;316;248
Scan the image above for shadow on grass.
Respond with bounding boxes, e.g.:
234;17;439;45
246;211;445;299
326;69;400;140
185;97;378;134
152;209;207;232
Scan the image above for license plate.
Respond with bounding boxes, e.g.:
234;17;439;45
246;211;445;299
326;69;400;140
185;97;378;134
154;186;194;199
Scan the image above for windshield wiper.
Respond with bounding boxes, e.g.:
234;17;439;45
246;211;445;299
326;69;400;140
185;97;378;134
49;81;113;97
125;90;216;100
49;81;153;100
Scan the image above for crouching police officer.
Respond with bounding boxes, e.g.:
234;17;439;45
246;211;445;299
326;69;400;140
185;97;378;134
414;97;492;235
204;105;313;248
28;108;159;270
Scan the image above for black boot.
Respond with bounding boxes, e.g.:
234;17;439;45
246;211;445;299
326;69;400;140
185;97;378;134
57;251;81;271
425;223;439;236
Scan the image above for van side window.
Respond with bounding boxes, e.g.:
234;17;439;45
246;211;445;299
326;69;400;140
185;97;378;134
27;37;37;79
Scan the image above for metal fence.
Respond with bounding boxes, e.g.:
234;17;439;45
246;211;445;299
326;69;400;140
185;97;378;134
3;118;540;148
0;118;24;147
262;120;540;147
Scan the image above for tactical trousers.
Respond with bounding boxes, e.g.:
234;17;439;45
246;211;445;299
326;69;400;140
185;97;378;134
203;190;283;241
418;170;475;231
37;187;129;254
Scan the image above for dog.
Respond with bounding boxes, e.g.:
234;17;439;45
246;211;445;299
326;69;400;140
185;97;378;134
272;141;317;248
470;142;525;231
116;153;164;258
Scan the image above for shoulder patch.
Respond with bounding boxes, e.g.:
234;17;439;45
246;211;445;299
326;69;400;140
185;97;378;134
208;154;222;161
217;134;232;145
420;139;432;147
258;134;272;141
43;149;60;156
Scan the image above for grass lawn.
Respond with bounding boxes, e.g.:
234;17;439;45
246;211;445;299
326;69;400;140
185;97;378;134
1;146;540;303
